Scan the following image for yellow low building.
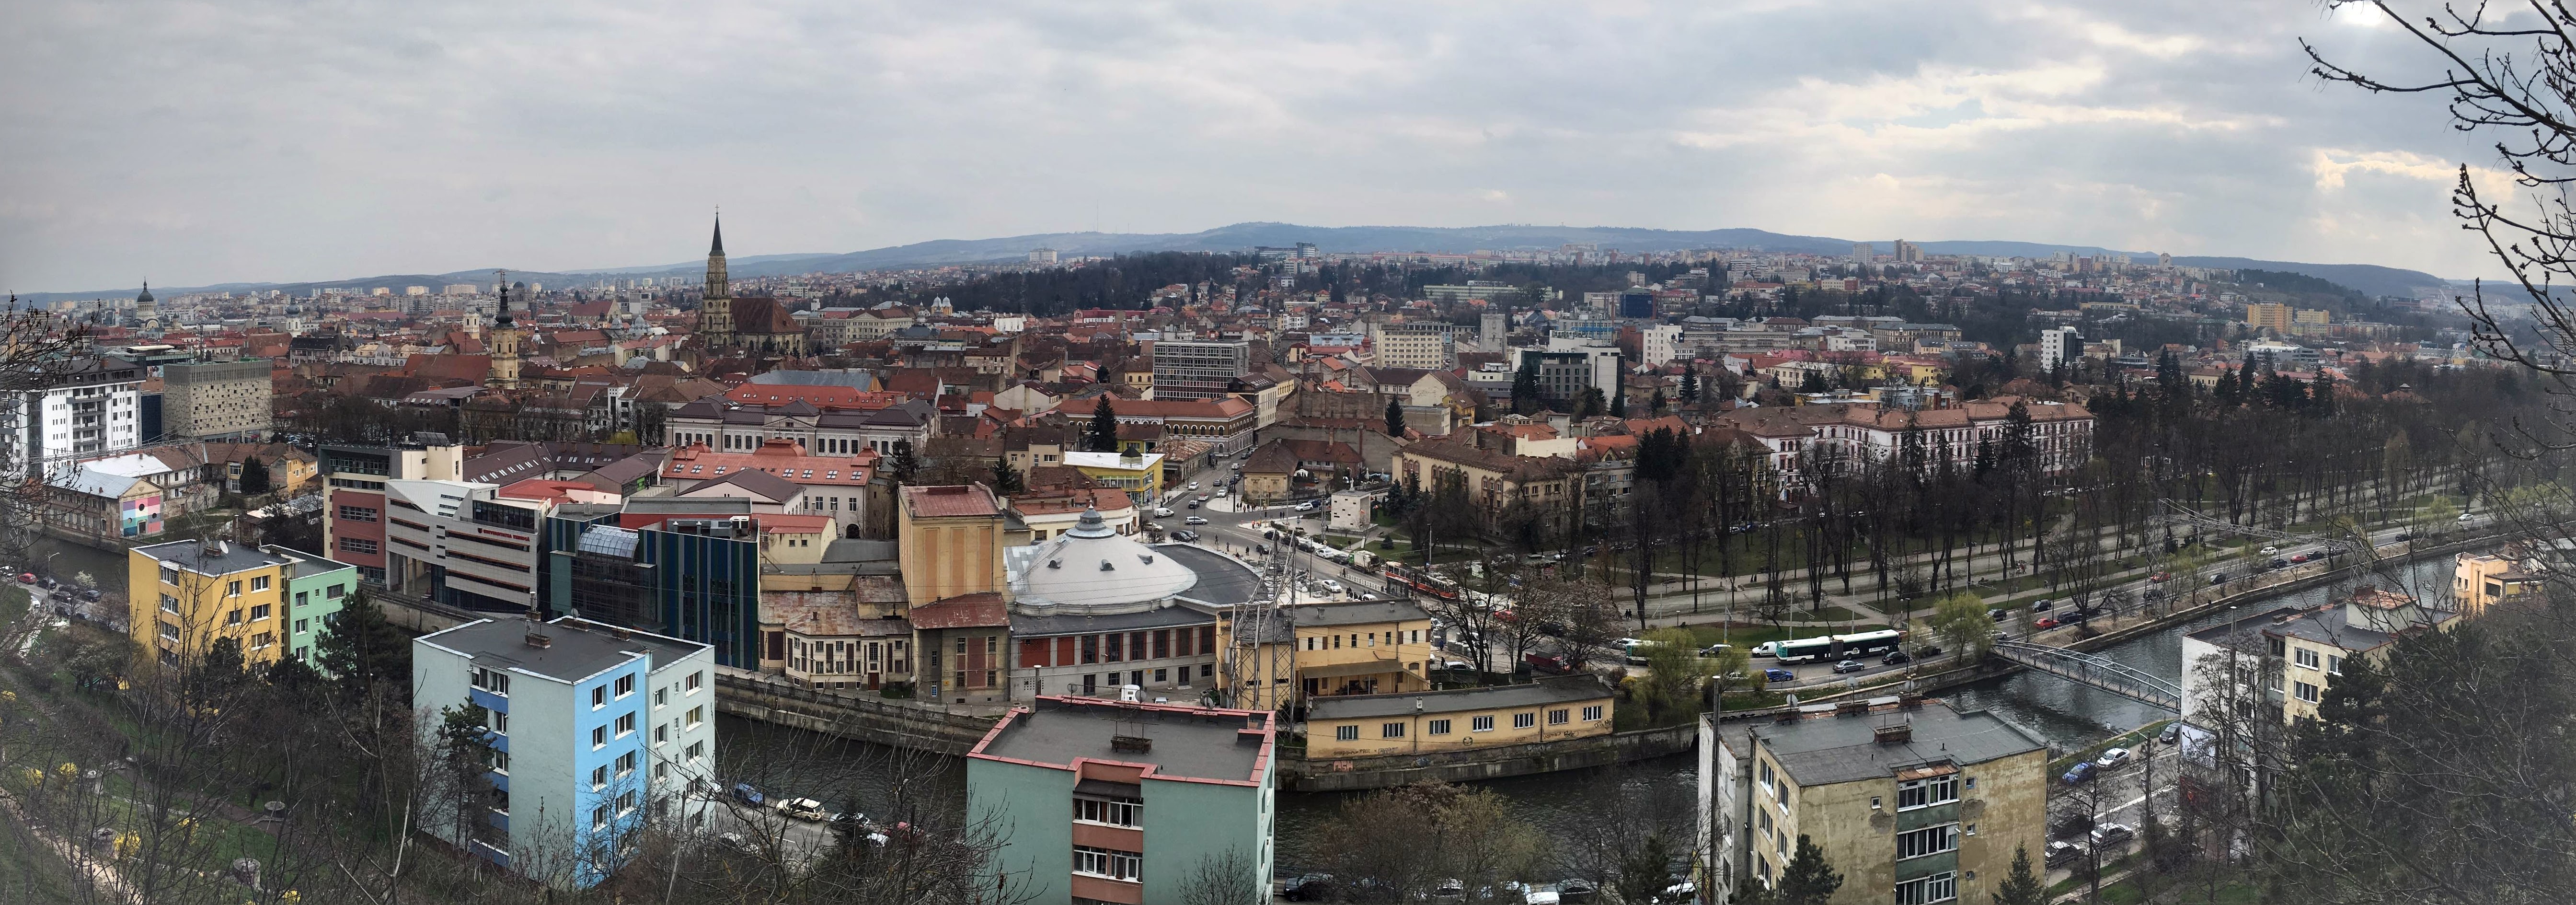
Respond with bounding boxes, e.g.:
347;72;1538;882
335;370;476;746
129;539;297;669
1060;450;1165;499
2453;551;2543;617
1219;600;1438;711
1304;675;1614;758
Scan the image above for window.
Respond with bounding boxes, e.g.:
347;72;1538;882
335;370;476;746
591;726;607;749
591;765;609;789
483;747;509;774
476;707;508;734
616;751;637;776
159;594;178;614
226;580;242;597
1898;775;1960;811
1472;715;1495;732
1073;846;1141;881
2295;681;2321;703
654;688;667;708
2294;648;2320;670
655;724;667;745
2326;654;2344;676
592;686;607;709
1381;722;1405;739
615;674;635;697
686;741;705;762
248;604;270;621
593;805;610;831
1513;712;1536;729
327;584;346;599
471;668;510;696
1898;824;1959;859
1582;705;1604;721
337;537;377;555
1547;708;1569;725
686;706;704;728
293;618;308;634
226;609;243;626
618;790;637;815
616;712;636;737
250;576;271;592
250;632;274;649
686;672;704;693
1074;798;1142;827
1428;719;1452;735
160;566;178;585
1334;725;1359;741
337;505;378;522
1894;871;1957;905
158;621;179;642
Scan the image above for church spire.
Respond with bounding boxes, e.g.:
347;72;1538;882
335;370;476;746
494;269;515;327
710;212;725;256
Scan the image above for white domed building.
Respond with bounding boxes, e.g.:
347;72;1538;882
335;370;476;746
1004;508;1263;701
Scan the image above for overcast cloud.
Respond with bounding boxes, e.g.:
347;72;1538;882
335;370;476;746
0;0;2511;292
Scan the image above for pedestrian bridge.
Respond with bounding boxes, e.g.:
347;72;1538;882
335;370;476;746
1990;640;2182;712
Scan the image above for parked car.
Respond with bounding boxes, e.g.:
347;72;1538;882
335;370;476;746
1762;668;1796;683
2091;823;2138;847
1832;659;1868;674
2061;761;2097;785
731;783;766;806
2260;545;2280;555
1183;515;1209;525
1525;652;1572;674
1881;650;1911;666
1320;580;1345;594
1186;500;1201;510
1187;481;1199;490
80;588;101;602
2095;747;2133;769
2270;557;2289;569
1171;529;1200;542
2160;722;2184;745
1281;874;1339;901
2393;532;2412;542
2149;571;2173;583
1749;641;1779;657
2143;588;2167;602
2208;572;2229;585
2045;840;2084;868
13;574;29;585
1153;507;1174;517
2290;553;2311;564
1698;643;1734;658
1296;500;1318;511
2034;617;2059;630
2050;812;2096;839
1439;660;1475;672
777;797;828;822
2460;511;2477;523
2032;599;2054;612
1914;644;1944;657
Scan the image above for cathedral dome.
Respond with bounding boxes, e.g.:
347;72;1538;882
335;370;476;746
1006;508;1198;616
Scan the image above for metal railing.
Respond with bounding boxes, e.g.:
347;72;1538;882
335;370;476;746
1991;640;2182;712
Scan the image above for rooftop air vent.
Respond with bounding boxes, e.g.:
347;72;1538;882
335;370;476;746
1874;722;1913;745
1100;560;1115;571
1139;554;1155;565
1110;735;1153;754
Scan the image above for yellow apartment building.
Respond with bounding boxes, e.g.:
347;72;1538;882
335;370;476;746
1304;675;1615;758
2453;551;2543;617
129;539;297;668
1218;599;1437;711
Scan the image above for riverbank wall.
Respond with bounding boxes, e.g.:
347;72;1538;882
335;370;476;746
1278;722;1701;793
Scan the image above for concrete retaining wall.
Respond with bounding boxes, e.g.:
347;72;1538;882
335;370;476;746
713;672;996;756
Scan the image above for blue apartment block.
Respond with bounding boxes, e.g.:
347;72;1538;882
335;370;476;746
414;615;718;889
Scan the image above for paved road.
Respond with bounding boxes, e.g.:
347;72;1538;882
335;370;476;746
2044;735;2184;890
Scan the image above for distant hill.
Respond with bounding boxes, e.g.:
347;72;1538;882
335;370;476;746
17;222;2461;303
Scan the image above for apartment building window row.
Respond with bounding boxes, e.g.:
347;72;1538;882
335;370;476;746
1897;824;1959;859
1073;846;1141;882
1897;774;1959;811
1894;871;1957;905
1073;797;1141;827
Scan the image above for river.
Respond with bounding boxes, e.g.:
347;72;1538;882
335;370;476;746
1274;554;2458;873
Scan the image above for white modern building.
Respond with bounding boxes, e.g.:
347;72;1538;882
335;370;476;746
414;615;717;890
2038;326;2082;374
0;357;145;477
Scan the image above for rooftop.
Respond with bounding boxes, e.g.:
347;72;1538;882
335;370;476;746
1728;699;2048;787
973;696;1272;785
418;615;709;684
134;539;294;577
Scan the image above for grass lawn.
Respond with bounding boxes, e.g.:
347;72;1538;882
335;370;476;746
0;813;83;903
0;586;26;625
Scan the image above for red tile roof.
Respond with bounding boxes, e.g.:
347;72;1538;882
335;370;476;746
909;592;1010;629
902;484;1002;519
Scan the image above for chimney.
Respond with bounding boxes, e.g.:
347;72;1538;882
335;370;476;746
1835;700;1868;718
1110;735;1153;754
1874;722;1913;745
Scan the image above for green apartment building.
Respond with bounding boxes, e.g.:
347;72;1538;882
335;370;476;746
264;544;357;668
968;696;1276;904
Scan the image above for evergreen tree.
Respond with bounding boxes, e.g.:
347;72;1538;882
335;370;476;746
1610;391;1628;418
887;440;922;485
2309;373;2337;417
1612;832;1678;905
1510;357;1542;415
1386;399;1406;437
1680;369;1701;402
1087;397;1122;452
314;590;414;704
1650;388;1668;414
1577;387;1608;418
1772;835;1845;905
2216;365;2243;407
990;458;1026;493
1992;843;2045;905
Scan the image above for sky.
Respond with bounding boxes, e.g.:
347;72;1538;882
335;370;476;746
0;0;2521;293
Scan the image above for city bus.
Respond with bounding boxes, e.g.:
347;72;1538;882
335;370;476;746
1772;629;1905;664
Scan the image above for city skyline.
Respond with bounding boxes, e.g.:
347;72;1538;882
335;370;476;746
0;1;2507;291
